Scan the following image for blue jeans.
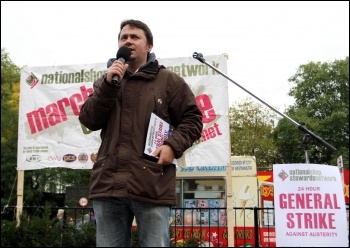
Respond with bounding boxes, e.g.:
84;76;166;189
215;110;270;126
93;197;171;247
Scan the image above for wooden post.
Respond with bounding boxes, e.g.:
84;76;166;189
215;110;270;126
16;170;24;227
226;162;234;247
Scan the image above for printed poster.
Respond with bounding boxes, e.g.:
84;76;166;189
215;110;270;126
273;163;348;247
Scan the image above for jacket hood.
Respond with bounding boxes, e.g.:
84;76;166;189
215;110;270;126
138;52;157;70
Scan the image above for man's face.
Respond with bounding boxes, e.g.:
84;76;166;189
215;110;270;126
119;24;152;63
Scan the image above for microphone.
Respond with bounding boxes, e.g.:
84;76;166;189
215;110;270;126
110;47;131;84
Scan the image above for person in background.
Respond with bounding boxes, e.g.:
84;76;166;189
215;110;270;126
54;209;65;246
68;217;74;225
78;19;203;247
55;209;65;228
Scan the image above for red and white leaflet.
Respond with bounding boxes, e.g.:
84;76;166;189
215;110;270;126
144;113;185;166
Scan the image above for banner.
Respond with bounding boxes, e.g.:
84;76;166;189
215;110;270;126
273;164;348;247
17;55;229;170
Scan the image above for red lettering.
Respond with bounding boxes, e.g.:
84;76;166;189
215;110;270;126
278;193;339;209
279;194;288;209
201;122;222;142
314;194;322;208
196;94;215;124
285;212;336;229
26;85;93;134
286;213;294;228
304;213;312;228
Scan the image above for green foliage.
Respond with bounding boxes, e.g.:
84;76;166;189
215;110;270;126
1;207;96;247
229;97;280;170
131;228;140;247
1;222;201;247
1;48;20;140
1;47;20;89
274;57;349;167
1;48;21;206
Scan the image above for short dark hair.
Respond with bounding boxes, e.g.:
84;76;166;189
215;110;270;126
118;19;153;46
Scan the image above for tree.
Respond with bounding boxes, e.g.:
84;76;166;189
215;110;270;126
273;57;349;168
1;48;21;206
229;97;280;170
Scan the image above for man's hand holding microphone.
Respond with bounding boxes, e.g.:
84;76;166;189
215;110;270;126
106;47;131;85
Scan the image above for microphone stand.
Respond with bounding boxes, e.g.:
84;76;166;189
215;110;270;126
192;52;336;163
300;134;312;164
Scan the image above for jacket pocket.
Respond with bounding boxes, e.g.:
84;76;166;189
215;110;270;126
90;154;118;194
128;158;175;200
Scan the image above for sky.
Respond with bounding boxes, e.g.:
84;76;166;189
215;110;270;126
1;1;349;113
